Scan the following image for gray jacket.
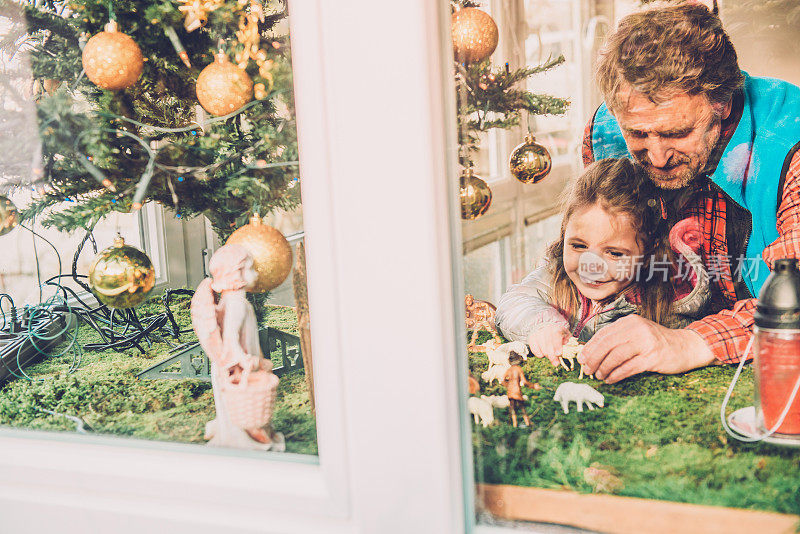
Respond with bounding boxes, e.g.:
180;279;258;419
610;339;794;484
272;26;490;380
495;250;710;344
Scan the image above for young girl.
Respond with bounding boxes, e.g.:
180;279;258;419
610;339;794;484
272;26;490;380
495;158;709;366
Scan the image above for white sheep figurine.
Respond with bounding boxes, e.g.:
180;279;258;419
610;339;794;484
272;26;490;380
481;341;528;385
481;364;509;385
468;396;494;427
487;340;528;367
481;394;510;409
553;382;604;414
469;394;517;427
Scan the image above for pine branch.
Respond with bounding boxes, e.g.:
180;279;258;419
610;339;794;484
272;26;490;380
455;55;569;165
3;2;80;46
14;0;300;236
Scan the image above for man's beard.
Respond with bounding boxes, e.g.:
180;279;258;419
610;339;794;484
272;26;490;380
635;120;721;191
636;156;698;190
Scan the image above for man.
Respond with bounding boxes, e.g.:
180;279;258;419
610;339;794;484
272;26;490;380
577;3;800;383
501;351;535;428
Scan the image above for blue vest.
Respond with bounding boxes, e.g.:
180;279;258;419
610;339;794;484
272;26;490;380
591;73;800;297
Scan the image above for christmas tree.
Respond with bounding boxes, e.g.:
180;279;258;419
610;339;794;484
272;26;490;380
1;0;298;239
451;1;569;219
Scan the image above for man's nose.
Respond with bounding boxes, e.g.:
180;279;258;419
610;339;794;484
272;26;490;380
645;137;674;168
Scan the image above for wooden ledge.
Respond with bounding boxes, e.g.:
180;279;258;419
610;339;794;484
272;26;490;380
476;483;800;534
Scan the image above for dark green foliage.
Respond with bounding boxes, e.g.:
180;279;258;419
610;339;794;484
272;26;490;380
3;0;298;238
469;339;800;515
0;299;317;455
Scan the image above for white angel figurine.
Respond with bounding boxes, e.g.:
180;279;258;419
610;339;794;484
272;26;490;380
190;243;284;451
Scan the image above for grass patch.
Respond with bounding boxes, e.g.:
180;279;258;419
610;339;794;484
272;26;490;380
0;296;317;455
469;332;800;515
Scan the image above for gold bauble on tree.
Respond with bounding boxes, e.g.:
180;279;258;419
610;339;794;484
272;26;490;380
509;134;552;184
460;168;492;220
88;236;155;309
451;8;499;64
226;214;292;293
82;21;144;90
196;52;254;116
0;196;19;236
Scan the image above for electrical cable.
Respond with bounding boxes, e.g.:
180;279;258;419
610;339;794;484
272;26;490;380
0;225;196;383
30;218;43;303
720;334;800;442
0;223;80;382
3;2;290;372
66;96;298;209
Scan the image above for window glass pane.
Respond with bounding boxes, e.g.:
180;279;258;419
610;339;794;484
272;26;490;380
0;1;316;457
1;194;150;307
464;240;507;304
523;213;559;269
456;0;800;530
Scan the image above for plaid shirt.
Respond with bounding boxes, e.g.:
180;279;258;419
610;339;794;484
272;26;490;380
583;96;800;363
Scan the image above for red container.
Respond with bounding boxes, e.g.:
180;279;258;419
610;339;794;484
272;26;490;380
754;328;800;435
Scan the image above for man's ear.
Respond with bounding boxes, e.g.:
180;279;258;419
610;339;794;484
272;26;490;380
721;98;733;120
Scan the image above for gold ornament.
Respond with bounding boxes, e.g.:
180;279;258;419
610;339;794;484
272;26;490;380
226;214;292;293
0;196;19;236
509;134;552;184
88;236;155;309
196;52;254;116
254;82;267;100
178;0;224;32
234;0;264;67
460;168;492;220
82;21;144;90
233;1;274;93
451;8;499;64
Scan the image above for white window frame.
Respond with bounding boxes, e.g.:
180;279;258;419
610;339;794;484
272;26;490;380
0;2;473;533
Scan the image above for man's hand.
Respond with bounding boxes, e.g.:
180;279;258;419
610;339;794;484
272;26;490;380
578;315;717;383
527;323;570;367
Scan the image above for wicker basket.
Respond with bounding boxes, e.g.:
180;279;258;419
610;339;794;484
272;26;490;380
222;369;279;429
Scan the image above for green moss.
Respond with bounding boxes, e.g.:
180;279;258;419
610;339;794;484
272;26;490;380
469;341;800;515
0;298;317;455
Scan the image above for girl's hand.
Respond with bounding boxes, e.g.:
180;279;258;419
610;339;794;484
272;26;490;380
527;324;570;367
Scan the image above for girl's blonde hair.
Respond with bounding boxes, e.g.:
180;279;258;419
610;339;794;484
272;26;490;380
546;158;675;325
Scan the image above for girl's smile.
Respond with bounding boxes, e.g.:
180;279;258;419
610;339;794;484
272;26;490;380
564;204;644;302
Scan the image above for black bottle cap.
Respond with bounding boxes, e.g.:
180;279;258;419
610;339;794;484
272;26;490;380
754;258;800;329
